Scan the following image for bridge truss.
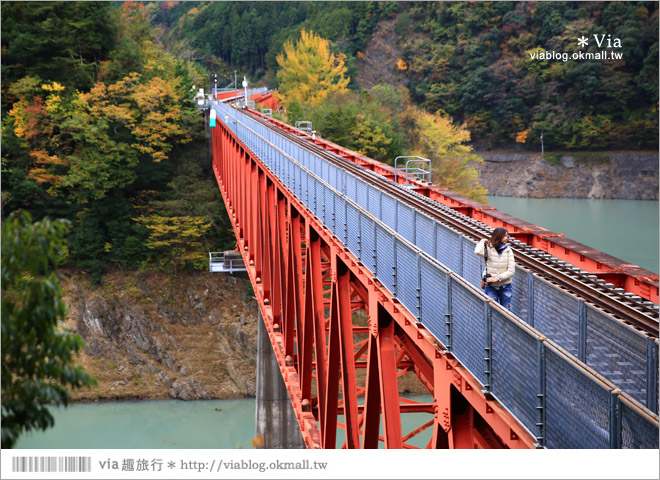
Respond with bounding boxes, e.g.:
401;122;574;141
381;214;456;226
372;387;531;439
211;108;537;449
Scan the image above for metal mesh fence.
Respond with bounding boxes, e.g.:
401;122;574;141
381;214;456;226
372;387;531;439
324;186;334;230
367;185;381;219
586;306;647;405
375;225;395;294
415;213;435;258
397;203;415;243
491;311;538;436
335;194;347;245
620;399;659;449
437;225;461;274
545;348;611;449
420;258;448;345
346;174;357;201
510;269;530;324
356;181;369;212
533;279;580;357
462;238;483;290
381;194;397;231
360;216;376;273
346;203;360;259
396;241;419;319
450;282;487;385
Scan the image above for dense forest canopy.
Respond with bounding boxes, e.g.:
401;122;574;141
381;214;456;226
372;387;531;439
148;1;658;150
1;1;658;281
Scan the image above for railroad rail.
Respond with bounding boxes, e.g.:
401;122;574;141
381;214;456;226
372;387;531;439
244;108;659;338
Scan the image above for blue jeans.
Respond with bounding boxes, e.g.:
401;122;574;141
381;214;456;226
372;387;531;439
485;283;513;309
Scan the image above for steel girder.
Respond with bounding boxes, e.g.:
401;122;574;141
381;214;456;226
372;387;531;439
210;117;536;449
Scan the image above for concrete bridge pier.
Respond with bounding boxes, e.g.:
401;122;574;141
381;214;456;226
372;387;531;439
255;312;305;449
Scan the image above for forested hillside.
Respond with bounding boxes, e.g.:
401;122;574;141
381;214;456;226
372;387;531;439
400;2;658;149
2;2;235;282
148;1;658;150
2;1;658;278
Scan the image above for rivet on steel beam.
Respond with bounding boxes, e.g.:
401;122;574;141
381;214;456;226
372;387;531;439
510;430;519;441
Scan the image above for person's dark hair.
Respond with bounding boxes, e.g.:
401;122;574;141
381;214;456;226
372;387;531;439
489;227;509;249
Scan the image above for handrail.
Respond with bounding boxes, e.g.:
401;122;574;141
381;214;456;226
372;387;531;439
394;156;431;185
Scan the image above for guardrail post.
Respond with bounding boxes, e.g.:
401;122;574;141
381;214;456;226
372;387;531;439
392;237;398;299
535;336;546;448
457;236;464;276
609;389;622;449
343;197;348;246
357;212;362;261
416;255;422;323
647;338;659;413
483;302;493;394
445;276;453;351
527;274;535;327
372;221;378;276
578;300;587;362
394;199;399;233
412;210;417;245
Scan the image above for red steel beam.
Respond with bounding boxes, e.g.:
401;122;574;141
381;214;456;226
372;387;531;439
210;114;537;449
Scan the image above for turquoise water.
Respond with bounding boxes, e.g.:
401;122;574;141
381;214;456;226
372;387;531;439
15;396;435;449
15;399;257;449
487;196;659;274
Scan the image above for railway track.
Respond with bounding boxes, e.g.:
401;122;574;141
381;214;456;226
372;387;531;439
242;108;659;338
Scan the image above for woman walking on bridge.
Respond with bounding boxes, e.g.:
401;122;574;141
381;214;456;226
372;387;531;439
475;228;515;309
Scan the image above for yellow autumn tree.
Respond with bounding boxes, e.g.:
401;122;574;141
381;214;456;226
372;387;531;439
276;29;349;110
404;106;488;203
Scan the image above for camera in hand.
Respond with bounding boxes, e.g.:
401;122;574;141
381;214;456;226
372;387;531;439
482;273;492;281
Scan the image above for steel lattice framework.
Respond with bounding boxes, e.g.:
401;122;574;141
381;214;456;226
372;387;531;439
210;111;538;449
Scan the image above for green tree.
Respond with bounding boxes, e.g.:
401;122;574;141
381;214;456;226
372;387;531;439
0;1;117;105
1;212;95;448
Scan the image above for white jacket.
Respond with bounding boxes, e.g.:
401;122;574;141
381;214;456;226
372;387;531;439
474;239;515;286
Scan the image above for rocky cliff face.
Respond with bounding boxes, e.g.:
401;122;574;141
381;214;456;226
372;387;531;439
64;268;428;402
63;269;259;402
474;153;658;200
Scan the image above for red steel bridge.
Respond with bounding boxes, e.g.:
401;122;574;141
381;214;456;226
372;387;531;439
207;92;659;449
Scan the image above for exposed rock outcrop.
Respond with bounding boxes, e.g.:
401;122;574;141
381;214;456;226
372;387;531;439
63;270;259;402
473;153;658;200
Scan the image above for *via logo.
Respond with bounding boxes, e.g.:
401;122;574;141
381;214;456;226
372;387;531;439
577;34;622;48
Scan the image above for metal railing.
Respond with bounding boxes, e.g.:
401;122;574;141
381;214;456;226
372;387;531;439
394;156;432;185
294;121;313;136
209;251;247;274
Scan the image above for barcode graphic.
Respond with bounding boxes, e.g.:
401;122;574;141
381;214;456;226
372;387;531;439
12;456;92;473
